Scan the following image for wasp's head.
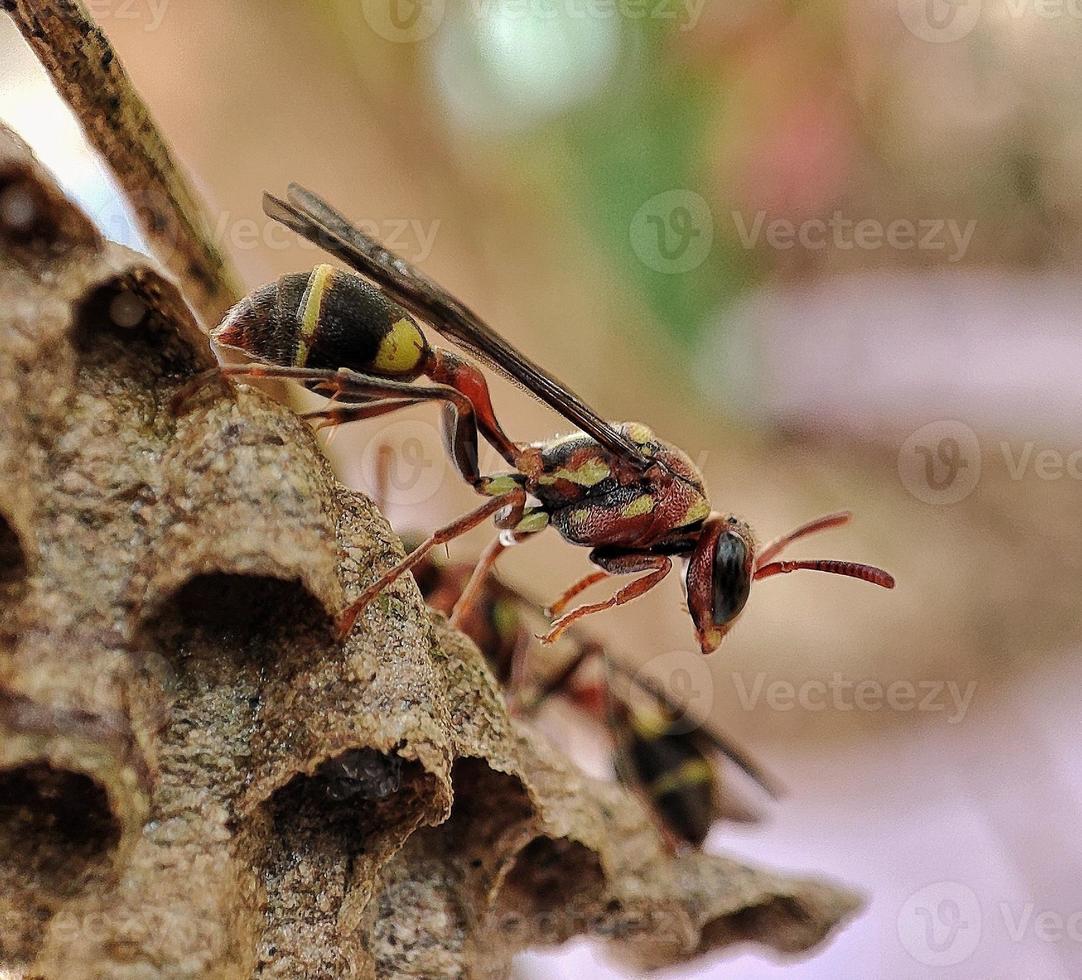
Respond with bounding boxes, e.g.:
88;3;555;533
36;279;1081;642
684;511;894;655
684;515;755;655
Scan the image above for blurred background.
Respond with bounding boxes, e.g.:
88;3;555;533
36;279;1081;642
3;1;1082;975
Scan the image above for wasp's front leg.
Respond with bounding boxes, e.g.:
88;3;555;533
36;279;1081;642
337;486;529;640
541;550;673;645
447;504;548;630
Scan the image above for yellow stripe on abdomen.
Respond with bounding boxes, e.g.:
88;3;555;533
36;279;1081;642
373;316;426;375
649;758;713;798
294;263;336;366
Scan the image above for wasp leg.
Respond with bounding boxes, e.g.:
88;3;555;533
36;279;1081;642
220;364;504;491
298;398;422;431
545;570;609;618
541;552;672;645
337;487;528;640
448;512;545;630
504;627;536;716
427;348;519;468
449;534;510;631
170;366;233;414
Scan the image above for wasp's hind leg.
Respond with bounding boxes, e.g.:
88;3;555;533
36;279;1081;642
222;364;516;496
298;398;423;430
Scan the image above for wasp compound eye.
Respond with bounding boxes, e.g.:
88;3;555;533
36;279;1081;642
712;530;752;627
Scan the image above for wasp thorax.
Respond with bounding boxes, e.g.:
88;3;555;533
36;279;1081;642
212;264;431;379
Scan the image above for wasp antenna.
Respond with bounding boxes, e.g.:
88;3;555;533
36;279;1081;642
756;511;853;567
754;559;895;589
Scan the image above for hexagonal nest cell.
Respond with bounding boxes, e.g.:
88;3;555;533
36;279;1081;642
0;123;861;978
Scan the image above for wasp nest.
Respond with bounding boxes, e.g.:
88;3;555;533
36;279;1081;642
0;127;860;979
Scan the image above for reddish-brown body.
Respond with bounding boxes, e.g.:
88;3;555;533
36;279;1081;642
522;425;709;551
217;184;896;654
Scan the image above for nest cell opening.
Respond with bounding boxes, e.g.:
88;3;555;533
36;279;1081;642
139;572;334;675
501;834;607;923
0;514;28;640
440;759;535;884
0;761;120;892
73;275;200;379
266;747;424;845
698;894;812;953
0;171;59;251
0;762;121;965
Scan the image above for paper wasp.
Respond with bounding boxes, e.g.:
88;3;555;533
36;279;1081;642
535;652;778;847
212;184;894;654
372;446;777;848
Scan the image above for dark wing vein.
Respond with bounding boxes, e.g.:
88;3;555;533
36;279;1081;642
263;184;647;468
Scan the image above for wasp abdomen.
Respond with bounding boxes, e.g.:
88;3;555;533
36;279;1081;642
626;717;716;846
212;276;302;366
213;264;430;378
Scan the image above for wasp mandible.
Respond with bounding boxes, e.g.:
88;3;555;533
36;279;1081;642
212;185;894;653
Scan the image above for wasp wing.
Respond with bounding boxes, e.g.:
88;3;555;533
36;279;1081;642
264;185;647;469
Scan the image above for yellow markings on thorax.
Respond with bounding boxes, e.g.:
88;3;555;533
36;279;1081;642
624;422;656;445
482;474;522;497
373;316;425;375
538;458;611;488
649;758;713;798
681;497;711;527
514;510;550;534
294;263;336;367
621;494;656;519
